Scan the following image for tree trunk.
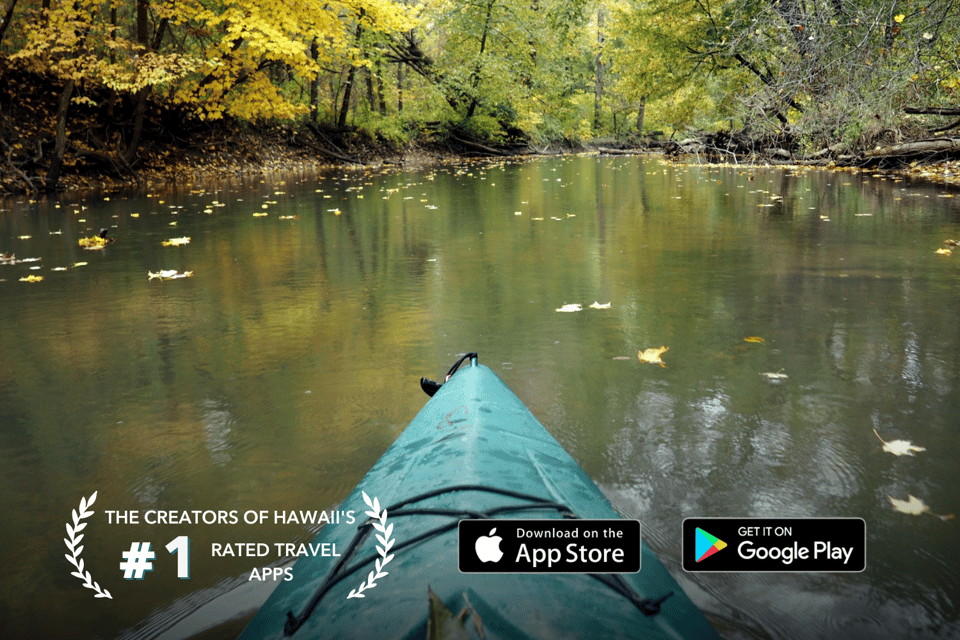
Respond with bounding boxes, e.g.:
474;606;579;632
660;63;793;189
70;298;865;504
375;59;387;115
636;102;645;134
338;21;364;128
0;0;19;50
309;39;320;121
365;68;375;113
46;79;75;190
338;65;355;128
397;62;403;112
466;0;496;119
593;5;604;132
123;0;150;165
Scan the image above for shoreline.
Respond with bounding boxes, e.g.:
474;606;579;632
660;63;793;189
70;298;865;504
4;135;960;198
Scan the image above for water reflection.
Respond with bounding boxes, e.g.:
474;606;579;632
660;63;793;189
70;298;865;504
1;157;959;639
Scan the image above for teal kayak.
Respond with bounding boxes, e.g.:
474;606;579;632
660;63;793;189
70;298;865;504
239;354;721;640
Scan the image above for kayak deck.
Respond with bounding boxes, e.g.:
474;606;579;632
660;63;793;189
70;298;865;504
239;357;721;640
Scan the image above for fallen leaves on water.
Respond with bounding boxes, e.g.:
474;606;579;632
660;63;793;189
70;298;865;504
1;253;42;265
638;346;669;367
873;428;925;456
888;495;954;521
556;303;582;312
78;236;109;249
935;247;952;255
589;301;612;309
19;275;43;282
945;239;960;246
744;336;765;343
148;270;194;280
253;212;268;217
162;237;191;246
760;371;788;381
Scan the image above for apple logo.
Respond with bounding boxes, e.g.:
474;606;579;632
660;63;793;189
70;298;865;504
475;528;504;563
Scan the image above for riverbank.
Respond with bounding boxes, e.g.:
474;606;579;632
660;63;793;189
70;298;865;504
3;58;960;194
5;120;960;195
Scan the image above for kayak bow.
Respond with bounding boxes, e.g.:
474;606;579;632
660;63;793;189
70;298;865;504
239;355;720;640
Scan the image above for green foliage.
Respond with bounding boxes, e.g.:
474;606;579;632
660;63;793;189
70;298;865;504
3;0;958;148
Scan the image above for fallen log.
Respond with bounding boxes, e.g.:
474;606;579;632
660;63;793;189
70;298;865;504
864;138;960;159
596;147;641;155
305;123;364;164
449;134;511;156
904;106;960;116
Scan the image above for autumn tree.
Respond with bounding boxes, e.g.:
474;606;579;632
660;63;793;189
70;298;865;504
2;0;413;188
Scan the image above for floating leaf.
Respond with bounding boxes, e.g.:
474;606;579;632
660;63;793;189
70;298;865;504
19;275;43;282
638;346;668;367
945;239;959;247
148;270;194;280
760;371;788;381
589;301;611;309
78;236;108;249
161;237;191;246
873;428;925;456
935;248;951;255
744;336;765;343
555;303;582;312
888;495;954;520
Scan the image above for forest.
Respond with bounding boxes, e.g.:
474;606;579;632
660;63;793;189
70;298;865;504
1;0;960;191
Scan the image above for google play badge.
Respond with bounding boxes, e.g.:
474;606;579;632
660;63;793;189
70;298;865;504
695;528;727;562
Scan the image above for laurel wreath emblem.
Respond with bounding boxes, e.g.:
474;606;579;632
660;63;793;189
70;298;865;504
347;491;395;599
64;491;112;599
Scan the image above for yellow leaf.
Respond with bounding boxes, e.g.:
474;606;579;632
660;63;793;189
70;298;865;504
888;495;954;520
555;303;582;312
161;237;191;246
888;495;928;515
873;429;925;456
935;248;951;255
589;301;611;309
639;346;669;367
894;13;905;23
19;275;44;282
744;336;765;343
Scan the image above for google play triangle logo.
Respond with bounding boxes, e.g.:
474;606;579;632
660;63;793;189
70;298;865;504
695;528;727;562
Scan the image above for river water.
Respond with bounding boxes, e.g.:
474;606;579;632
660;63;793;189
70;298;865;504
1;155;958;640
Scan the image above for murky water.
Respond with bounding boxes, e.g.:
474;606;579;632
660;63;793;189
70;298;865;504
1;156;959;640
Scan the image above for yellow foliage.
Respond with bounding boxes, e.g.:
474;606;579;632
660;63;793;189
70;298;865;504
10;0;415;122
